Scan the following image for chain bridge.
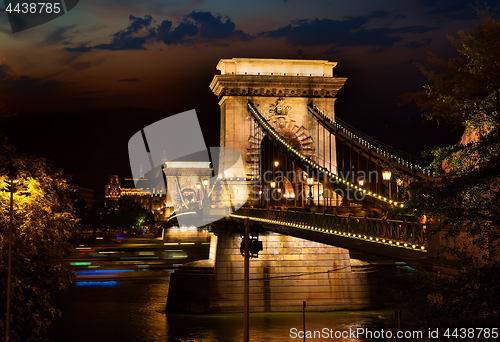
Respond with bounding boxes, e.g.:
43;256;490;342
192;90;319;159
166;58;435;314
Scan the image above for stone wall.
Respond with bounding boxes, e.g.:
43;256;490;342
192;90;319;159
166;231;383;313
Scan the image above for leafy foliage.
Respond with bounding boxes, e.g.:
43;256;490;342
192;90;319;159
402;7;500;268
396;264;500;335
0;134;76;341
401;6;500;131
103;196;147;234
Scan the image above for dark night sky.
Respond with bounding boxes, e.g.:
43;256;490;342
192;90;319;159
1;0;493;199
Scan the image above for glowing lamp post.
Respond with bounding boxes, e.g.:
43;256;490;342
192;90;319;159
396;178;403;201
382;170;392;199
270;181;276;205
201;179;210;214
307;177;314;206
273;161;279;194
196;183;201;209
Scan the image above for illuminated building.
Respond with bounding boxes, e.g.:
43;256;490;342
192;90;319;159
105;160;213;219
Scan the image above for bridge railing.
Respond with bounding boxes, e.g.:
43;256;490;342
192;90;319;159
247;101;396;209
235;208;427;251
308;104;434;177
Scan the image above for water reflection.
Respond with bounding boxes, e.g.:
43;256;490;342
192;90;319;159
166;311;394;341
50;267;412;342
165;225;211;242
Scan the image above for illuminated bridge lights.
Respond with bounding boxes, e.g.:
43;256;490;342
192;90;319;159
249;103;407;204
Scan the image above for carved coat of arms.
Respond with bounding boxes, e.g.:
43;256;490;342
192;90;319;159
269;98;291;117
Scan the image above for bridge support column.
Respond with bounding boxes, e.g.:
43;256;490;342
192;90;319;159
166;227;383;313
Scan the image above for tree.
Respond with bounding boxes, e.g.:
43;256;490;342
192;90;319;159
395;263;500;335
116;196;148;234
102;196;147;234
402;6;500;268
396;8;500;332
0;134;77;341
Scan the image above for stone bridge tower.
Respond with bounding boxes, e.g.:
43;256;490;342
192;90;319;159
210;58;347;194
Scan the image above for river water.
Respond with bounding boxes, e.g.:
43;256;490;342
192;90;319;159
48;264;416;342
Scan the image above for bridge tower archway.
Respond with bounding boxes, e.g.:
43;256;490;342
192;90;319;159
210;58;347;201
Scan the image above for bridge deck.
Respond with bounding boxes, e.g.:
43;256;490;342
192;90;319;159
231;208;427;261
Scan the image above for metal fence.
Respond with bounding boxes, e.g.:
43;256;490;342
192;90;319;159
235;208;427;249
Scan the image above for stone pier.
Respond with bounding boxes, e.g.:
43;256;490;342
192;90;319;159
166;230;383;313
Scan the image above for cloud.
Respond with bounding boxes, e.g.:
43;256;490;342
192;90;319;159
405;38;433;48
70;57;108;71
416;0;494;20
156;11;252;45
64;42;92;52
260;11;438;51
64;11;252;52
186;11;252;41
93;15;156;50
0;63;64;97
39;25;77;47
156;19;198;45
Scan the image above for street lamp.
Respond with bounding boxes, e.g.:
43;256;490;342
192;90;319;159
307;177;314;206
5;169;18;342
382;170;392;181
358;179;364;187
271;182;276;204
396;178;403;201
196;183;201;209
201;179;212;215
273;161;279;197
382;170;392;199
